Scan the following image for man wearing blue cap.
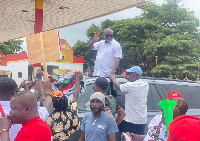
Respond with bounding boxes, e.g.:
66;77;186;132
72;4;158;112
109;66;149;136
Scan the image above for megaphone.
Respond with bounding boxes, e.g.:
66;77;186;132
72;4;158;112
158;100;177;135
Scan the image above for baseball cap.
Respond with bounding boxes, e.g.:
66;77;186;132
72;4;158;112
90;92;105;106
95;77;109;90
168;115;200;141
167;91;182;100
126;66;143;75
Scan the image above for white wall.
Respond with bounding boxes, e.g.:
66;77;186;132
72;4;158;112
5;61;29;86
1;60;83;86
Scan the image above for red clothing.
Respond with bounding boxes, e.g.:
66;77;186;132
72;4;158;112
14;116;52;141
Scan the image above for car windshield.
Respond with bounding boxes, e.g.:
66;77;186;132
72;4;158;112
78;84;94;111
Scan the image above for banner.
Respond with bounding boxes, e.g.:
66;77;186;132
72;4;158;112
48;72;86;102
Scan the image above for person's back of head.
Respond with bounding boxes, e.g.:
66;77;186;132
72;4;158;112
52;96;68;112
51;90;68;112
0;77;18;101
94;77;109;93
32;80;38;90
10;91;38;124
170;97;188;119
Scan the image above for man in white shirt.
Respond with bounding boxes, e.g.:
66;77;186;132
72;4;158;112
0;76;52;141
87;28;122;77
109;66;149;135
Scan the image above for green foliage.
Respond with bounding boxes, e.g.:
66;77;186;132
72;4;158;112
73;0;200;80
0;40;23;55
86;23;102;41
73;40;97;72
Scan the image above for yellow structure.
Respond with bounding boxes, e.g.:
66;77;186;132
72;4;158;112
58;39;73;63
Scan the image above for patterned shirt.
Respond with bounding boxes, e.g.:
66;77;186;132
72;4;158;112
144;115;167;141
46;100;80;141
120;79;149;124
93;39;122;77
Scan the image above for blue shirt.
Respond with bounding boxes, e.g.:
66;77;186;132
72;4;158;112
81;112;118;141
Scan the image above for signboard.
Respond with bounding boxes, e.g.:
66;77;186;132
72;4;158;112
58;69;67;75
26;29;61;64
57;39;73;63
26;29;61;81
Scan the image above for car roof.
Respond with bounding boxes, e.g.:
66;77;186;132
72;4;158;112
84;75;200;110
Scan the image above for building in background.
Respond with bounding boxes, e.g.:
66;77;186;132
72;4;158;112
0;39;84;85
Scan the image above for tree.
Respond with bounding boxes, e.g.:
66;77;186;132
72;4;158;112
0;40;23;55
73;0;200;80
73;40;97;72
135;0;200;79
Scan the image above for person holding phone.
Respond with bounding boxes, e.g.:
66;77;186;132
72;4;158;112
18;80;33;91
87;28;122;77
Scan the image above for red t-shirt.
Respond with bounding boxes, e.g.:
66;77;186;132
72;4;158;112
14;116;52;141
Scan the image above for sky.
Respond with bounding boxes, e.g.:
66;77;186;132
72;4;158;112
20;0;200;52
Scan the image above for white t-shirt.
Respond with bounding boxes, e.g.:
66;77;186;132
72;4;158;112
93;39;122;77
120;79;149;124
144;115;167;141
0;101;49;141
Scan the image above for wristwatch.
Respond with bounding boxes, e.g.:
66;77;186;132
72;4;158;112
45;93;52;97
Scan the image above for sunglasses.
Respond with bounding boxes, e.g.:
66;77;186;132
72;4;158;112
105;34;113;37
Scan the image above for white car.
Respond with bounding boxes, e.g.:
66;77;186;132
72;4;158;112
69;75;200;141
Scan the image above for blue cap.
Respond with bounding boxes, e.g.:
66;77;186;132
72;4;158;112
126;66;143;75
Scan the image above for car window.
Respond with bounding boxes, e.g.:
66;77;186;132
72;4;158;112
78;84;94;111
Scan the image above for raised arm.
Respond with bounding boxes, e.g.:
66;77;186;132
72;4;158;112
109;74;120;90
17;81;24;91
87;31;100;49
24;81;31;91
72;74;83;102
43;80;53;114
115;107;126;126
36;69;45;104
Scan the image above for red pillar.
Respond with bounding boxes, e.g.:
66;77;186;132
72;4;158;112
33;0;43;79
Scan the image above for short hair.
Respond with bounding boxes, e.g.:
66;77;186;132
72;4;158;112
172;97;188;115
52;96;68;112
95;77;109;91
104;28;113;34
13;91;37;107
0;77;18;96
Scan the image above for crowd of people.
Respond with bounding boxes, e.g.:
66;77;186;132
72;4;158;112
1;28;200;141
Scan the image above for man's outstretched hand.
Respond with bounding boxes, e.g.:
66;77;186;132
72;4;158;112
93;31;100;41
36;69;43;80
76;73;83;82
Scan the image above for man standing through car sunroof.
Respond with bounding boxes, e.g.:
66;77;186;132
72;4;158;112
87;28;122;77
